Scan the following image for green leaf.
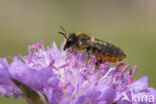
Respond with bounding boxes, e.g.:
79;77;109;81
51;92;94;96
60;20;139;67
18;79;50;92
11;78;49;104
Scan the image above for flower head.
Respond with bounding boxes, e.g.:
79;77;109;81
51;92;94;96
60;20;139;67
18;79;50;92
0;41;156;104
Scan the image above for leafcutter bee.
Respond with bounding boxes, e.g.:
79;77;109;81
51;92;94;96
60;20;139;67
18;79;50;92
59;26;126;71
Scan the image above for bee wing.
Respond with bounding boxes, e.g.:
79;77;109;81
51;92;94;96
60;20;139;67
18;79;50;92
82;38;126;61
84;39;120;56
82;39;102;50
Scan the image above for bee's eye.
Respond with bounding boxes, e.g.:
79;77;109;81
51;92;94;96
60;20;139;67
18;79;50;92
67;34;76;44
64;34;76;50
68;38;72;42
67;39;72;44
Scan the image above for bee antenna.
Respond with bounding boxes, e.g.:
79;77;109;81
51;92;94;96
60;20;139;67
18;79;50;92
60;25;67;35
58;32;67;39
59;25;68;39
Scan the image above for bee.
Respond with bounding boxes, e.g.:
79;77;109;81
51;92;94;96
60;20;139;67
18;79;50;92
58;26;126;71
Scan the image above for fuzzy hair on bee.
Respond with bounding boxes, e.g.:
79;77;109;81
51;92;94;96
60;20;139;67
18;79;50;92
58;26;126;71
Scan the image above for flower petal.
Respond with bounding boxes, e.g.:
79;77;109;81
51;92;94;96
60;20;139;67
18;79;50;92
128;76;148;93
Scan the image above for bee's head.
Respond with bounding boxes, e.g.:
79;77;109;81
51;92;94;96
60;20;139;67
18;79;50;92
63;33;77;50
58;26;77;51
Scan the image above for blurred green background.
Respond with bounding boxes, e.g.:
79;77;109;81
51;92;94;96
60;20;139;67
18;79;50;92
0;0;156;103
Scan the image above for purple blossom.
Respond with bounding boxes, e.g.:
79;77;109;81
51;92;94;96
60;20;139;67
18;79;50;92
0;41;156;104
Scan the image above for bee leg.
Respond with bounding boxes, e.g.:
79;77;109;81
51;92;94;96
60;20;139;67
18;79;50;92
94;50;100;72
94;62;98;72
94;59;103;72
99;58;103;64
86;48;91;67
66;45;77;60
66;50;72;60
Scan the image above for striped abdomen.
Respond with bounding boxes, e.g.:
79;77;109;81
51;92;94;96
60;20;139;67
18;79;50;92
95;42;126;62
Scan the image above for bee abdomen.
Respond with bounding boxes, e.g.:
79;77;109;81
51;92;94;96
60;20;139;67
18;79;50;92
99;53;126;63
98;44;126;62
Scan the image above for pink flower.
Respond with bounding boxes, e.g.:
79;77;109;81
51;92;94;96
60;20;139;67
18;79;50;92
0;41;155;104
